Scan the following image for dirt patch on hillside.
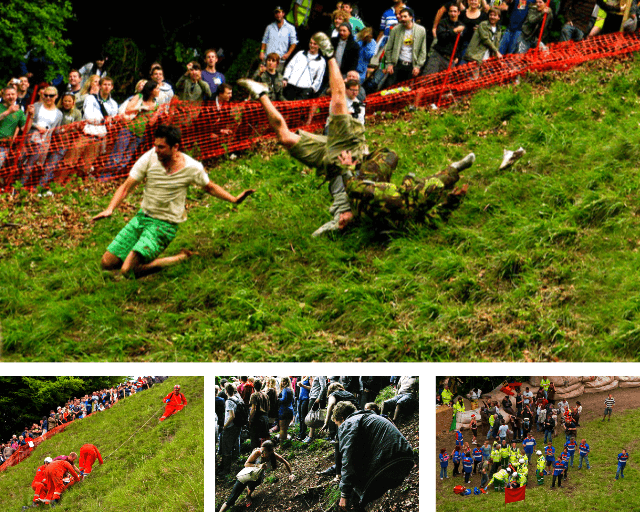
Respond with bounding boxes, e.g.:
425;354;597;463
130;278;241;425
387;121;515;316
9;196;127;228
217;412;419;512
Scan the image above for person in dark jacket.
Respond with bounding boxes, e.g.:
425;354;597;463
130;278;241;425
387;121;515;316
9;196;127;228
333;402;414;511
331;23;360;77
424;3;465;75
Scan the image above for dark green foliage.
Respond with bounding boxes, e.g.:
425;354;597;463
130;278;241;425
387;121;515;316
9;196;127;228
0;0;73;82
0;377;125;439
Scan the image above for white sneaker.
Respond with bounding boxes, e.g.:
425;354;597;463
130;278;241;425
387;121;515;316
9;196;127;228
237;78;269;100
499;147;526;170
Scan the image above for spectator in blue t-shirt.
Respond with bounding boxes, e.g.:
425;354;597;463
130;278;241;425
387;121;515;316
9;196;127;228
277;377;294;444
439;448;450;479
499;0;536;55
297;377;311;441
202;49;225;96
462;452;474;483
578;439;591;469
564;437;577;467
616;449;629;479
452;446;463;476
522;432;537;463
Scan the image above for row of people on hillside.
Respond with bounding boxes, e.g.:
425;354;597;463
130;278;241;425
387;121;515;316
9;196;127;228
1;378;158;466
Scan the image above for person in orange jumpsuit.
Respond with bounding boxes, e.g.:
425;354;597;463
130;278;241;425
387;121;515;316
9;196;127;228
159;384;188;421
41;459;81;504
31;457;52;503
79;443;104;476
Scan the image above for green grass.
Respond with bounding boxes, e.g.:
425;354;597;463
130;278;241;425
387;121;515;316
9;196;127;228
4;55;640;361
0;377;204;511
436;403;639;511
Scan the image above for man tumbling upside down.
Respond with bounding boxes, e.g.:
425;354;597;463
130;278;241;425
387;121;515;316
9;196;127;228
160;384;188;421
238;32;475;236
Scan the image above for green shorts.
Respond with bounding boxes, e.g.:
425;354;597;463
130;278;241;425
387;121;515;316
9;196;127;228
289;114;366;178
107;211;178;263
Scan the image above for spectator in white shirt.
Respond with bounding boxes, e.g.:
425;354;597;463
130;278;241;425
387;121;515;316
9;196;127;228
283;39;326;100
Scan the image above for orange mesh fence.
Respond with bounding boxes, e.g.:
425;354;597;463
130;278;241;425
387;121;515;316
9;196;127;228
0;412;96;472
1;31;639;192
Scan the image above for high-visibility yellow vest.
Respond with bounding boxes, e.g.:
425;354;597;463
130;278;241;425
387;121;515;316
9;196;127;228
286;0;312;27
442;389;453;405
537;456;545;471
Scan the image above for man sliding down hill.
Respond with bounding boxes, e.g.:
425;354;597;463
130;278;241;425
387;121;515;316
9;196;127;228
238;32;475;236
93;124;255;278
78;443;104;476
39;459;81;505
29;457;52;505
160;384;188;421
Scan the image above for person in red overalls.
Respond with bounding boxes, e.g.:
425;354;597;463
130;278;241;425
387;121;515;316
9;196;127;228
159;384;188;421
41;459;81;504
79;443;104;476
31;457;52;503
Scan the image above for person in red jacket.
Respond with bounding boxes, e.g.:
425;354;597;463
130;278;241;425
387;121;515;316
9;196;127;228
79;443;104;476
40;459;81;504
31;457;52;503
159;384;188;421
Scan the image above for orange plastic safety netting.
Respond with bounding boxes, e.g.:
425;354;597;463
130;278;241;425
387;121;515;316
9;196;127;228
0;413;96;472
1;30;639;192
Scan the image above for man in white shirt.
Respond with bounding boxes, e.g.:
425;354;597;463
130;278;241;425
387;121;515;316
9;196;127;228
260;6;298;70
93;125;255;278
283;39;326;100
82;77;118;138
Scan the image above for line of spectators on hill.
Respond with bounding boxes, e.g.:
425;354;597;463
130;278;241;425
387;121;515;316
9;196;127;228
1;1;636;187
0;376;165;466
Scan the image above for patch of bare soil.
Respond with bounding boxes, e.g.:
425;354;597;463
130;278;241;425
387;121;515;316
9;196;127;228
217;412;419;512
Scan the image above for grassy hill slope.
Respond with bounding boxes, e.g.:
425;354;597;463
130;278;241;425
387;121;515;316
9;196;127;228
3;55;640;361
0;376;204;511
436;400;639;511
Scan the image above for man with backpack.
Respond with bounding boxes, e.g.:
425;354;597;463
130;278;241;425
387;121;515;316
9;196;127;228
219;382;248;475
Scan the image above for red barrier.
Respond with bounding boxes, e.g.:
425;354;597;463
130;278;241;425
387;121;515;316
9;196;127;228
0;413;98;472
1;31;639;191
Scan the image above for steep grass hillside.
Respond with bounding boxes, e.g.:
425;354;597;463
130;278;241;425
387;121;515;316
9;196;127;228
436;400;639;511
0;376;204;511
3;55;640;361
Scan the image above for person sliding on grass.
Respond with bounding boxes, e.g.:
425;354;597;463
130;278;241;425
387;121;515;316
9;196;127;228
238;32;475;236
39;459;81;505
159;384;188;421
29;457;52;506
218;440;294;512
93;124;255;278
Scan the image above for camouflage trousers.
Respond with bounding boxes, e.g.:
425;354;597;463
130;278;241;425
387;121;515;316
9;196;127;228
343;164;465;226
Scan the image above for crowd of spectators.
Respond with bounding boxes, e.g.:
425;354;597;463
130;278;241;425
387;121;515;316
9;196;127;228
437;379;587;490
215;376;417;471
216;375;417;511
1;1;636;187
0;376;165;466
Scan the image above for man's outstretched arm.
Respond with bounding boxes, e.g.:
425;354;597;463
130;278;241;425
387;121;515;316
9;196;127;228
205;181;255;204
92;177;139;221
